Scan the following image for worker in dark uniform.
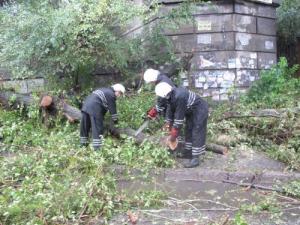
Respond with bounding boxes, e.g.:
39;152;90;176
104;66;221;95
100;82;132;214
143;68;175;119
80;83;125;150
143;68;184;145
155;82;209;168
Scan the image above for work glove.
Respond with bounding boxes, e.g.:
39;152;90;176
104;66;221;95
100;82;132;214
169;127;179;142
162;122;171;132
147;107;158;120
166;127;179;150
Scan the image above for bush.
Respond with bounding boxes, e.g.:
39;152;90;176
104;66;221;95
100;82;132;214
242;57;300;108
0;0;194;90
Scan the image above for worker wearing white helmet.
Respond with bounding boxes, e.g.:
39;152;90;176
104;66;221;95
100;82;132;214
80;83;125;150
111;83;126;97
155;82;209;168
143;68;175;119
143;68;185;150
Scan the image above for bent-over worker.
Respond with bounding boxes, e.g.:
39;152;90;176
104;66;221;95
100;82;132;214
80;83;125;150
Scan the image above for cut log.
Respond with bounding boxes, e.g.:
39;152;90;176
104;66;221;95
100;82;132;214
0;91;227;154
0;91;82;122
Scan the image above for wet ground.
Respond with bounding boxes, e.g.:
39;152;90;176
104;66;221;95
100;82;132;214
2;142;299;224
109;147;300;225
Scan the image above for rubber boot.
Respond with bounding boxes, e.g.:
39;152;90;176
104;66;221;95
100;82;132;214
177;149;192;159
184;155;200;168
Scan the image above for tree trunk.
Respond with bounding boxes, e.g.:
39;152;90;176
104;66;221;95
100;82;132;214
0;90;227;154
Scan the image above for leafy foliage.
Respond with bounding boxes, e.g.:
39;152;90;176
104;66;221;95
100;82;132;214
0;0;146;79
0;91;174;224
241;57;300;108
232;213;248;225
277;0;300;43
283;180;300;198
210;58;300;170
0;0;194;88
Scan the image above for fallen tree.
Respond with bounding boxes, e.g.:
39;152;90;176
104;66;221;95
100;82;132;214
0;90;228;154
0;91;82;122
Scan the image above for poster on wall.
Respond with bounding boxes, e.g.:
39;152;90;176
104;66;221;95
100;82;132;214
197;21;212;31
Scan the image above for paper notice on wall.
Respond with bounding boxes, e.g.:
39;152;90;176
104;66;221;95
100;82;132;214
197;34;212;44
265;41;274;50
228;58;236;69
250;53;257;59
197;21;212;31
238;33;251;46
254;0;272;4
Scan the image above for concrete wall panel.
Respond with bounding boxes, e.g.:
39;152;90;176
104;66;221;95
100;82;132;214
163;21;194;35
193;1;234;15
257;17;276;35
170;35;197;53
236;51;258;69
235;1;276;18
193;70;236;90
191;51;236;70
194;15;234;33
195;32;235;51
236;33;276;52
1;80;28;93
27;78;45;93
234;15;256;33
236;69;260;87
258;52;277;69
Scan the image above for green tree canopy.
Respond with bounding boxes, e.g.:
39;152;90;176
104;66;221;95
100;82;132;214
277;0;300;43
0;0;151;79
0;0;192;82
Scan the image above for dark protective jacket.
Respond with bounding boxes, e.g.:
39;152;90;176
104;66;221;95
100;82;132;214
155;73;176;114
165;87;208;129
81;87;118;121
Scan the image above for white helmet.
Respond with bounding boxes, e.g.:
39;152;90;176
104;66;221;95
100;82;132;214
155;82;172;98
112;83;125;94
144;69;160;83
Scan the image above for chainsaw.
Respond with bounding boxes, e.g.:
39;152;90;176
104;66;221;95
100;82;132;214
134;118;150;136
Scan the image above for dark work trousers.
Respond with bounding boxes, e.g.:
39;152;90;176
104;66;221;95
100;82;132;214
80;111;104;150
184;105;208;157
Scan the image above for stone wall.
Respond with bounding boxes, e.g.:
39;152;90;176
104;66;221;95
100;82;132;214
171;0;278;100
0;0;279;96
124;0;279;100
0;69;45;94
